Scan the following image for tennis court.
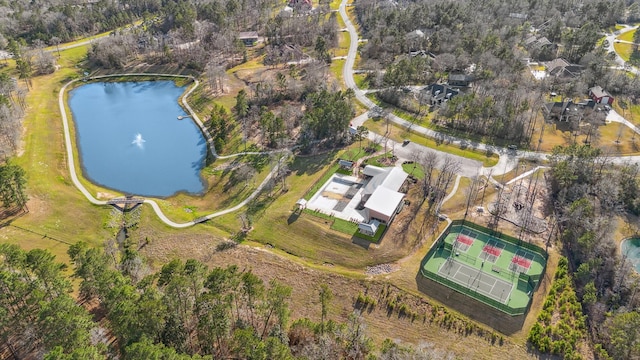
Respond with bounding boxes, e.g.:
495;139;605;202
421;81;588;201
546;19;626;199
438;258;514;304
420;220;548;316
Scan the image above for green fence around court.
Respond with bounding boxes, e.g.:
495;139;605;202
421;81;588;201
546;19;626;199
418;219;549;316
419;265;530;316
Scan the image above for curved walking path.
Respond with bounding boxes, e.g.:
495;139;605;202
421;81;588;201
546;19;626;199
59;73;284;228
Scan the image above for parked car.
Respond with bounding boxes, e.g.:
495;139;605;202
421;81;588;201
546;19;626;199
507;145;518;151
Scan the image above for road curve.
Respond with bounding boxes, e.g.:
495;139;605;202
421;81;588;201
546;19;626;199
339;4;640;175
338;0;513;177
58;73;282;228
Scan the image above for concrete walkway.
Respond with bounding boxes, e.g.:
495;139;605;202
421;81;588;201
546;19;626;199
59;74;284;228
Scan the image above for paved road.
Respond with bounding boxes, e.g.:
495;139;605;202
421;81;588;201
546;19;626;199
603;25;640;75
340;0;515;177
340;6;640;176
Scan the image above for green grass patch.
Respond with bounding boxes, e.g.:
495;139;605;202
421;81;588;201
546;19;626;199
617;29;637;42
363;152;394;167
614;42;634;61
329;59;346;86
341;146;372;161
402;162;425;179
354;74;368;89
303;208;370;237
332;219;359;234
355;223;386;242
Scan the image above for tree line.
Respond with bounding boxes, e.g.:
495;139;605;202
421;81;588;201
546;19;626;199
0;242;447;359
542;144;640;358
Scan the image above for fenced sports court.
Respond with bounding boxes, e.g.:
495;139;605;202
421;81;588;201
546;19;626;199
419;220;548;316
439;258;514;304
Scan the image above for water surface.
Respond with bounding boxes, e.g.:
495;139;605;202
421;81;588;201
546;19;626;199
69;81;207;197
621;238;640;273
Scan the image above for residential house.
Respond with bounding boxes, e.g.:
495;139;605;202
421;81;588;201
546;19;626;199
543;101;583;123
288;0;312;11
448;73;474;87
588;86;614;105
359;165;408;224
424;84;459;107
525;36;553;49
543;99;606;125
544;58;583;78
238;31;259;46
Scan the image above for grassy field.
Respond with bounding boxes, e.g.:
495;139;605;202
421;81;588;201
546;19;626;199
614;41;634;61
618;29;637;42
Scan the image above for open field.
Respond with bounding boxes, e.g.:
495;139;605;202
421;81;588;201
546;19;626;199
528;112;640;154
617;29;637;42
137;235;539;359
614;41;634;61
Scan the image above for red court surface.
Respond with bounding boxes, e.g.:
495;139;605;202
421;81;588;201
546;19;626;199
482;245;502;257
457;235;474;245
511;255;532;269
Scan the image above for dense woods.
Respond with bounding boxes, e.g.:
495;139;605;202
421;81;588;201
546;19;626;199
542;145;640;358
355;0;640;144
0;243;445;359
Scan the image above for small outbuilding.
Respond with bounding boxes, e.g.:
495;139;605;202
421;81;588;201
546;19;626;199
238;31;259;46
338;159;354;169
588;86;614;105
358;219;380;236
295;198;307;210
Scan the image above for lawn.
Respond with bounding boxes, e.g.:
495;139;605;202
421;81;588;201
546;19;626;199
614;41;634;61
329;59;346;88
365;118;499;167
402;162;425;179
617;29;637;43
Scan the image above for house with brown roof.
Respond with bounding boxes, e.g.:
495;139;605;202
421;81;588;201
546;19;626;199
544;58;583;78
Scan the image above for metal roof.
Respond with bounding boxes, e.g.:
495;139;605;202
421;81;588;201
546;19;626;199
364;187;405;218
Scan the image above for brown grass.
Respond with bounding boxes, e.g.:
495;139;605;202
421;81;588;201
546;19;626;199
140;235;538;359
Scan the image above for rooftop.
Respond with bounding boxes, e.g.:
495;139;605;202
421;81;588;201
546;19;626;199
364;186;405;218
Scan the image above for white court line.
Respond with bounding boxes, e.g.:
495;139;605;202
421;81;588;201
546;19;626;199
443;259;514;303
489;276;497;293
458;264;498;290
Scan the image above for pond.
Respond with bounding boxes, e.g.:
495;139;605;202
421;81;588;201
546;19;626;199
68;81;207;197
621;238;640;273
